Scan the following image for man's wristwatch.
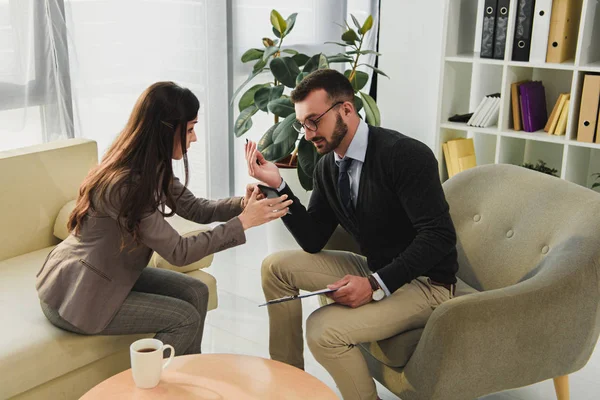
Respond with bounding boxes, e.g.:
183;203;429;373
367;275;385;301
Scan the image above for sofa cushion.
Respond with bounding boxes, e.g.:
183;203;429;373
149;215;214;273
53;200;76;240
0;247;151;399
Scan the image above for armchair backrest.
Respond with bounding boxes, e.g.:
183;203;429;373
442;164;600;292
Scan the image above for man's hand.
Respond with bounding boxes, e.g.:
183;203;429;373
245;140;282;188
326;275;372;308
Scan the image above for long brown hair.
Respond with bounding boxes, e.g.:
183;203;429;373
68;81;199;248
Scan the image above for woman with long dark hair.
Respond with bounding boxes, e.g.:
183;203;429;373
36;81;292;355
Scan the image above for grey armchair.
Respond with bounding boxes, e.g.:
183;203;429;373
323;164;600;400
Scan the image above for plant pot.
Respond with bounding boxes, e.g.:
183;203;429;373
266;157;312;254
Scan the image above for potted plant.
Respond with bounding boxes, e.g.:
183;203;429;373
521;160;559;177
232;10;387;191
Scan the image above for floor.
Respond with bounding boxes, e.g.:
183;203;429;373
200;222;600;400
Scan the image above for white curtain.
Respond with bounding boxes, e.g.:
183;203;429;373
231;0;381;194
0;0;230;199
0;0;74;150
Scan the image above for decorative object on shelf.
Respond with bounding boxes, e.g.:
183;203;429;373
546;0;584;64
232;10;386;190
521;159;558;177
467;93;501;128
512;0;535;62
443;138;477;178
592;173;600;190
576;74;600;143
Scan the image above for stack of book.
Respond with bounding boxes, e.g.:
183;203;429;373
442;138;477;178
480;0;583;64
467;93;501;128
576;74;600;143
544;93;570;136
511;81;548;132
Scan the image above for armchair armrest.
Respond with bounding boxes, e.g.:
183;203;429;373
401;238;600;400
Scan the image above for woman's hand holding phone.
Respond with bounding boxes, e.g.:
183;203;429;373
238;187;293;230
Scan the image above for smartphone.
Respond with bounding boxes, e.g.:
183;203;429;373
257;184;292;215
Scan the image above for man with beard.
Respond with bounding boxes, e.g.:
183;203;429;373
244;69;458;400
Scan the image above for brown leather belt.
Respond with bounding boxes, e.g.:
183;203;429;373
430;279;456;295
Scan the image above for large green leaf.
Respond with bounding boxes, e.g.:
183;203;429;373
253;58;267;73
258;117;297;162
327;54;353;63
270;10;287;36
353;95;363;113
282;49;298;55
324;41;352;47
268;97;294;118
359;91;380;127
262;46;279;60
318;54;329;69
273;113;299;145
297;137;321;191
254;85;284;112
239;83;268;112
241;48;264;63
291;53;310;67
234;105;258;137
296;71;310;85
347;49;382;56
270;57;301;88
284;13;297;35
231;68;266;105
359;63;389;78
272;27;281;38
350;14;362;31
360;15;373;34
344;70;369;91
342;29;359;44
303;53;329;73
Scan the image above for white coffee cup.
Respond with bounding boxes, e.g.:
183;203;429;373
130;338;175;389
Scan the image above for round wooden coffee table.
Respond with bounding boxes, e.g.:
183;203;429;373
80;353;339;399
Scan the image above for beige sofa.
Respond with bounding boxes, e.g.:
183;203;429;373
325;163;600;400
0;139;218;400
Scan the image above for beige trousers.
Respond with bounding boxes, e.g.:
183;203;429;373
261;250;453;400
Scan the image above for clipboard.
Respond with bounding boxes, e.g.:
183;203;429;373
258;288;338;307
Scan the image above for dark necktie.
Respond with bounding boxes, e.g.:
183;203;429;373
338;157;354;215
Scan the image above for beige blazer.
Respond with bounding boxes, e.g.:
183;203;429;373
36;177;246;334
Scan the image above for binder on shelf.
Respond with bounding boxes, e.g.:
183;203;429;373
519;81;548;132
512;0;536;62
511;80;528;130
480;0;499;58
529;0;553;63
493;0;510;59
545;93;569;134
577;74;600;143
546;0;584;64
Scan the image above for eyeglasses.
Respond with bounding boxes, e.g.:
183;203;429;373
292;101;344;133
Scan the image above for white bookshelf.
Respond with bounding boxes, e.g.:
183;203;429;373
435;0;600;191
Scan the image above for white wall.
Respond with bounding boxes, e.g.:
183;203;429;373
376;0;445;149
